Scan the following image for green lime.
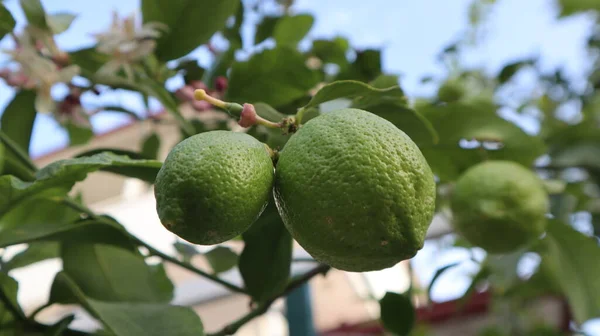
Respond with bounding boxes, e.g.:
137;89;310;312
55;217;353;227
154;130;274;245
274;109;436;272
451;160;549;254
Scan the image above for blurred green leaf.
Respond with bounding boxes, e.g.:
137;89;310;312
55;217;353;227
139;80;195;136
0;272;24;319
226;47;320;107
222;2;244;46
559;0;600;17
239;201;292;303
61;243;173;303
379;292;415;336
273;14;314;46
142;0;239;61
358;102;438;146
1;90;37;162
19;0;48;29
543;220;600;324
2;242;59;271
141;132;161;160
98;106;142;120
0;195;133;249
497;58;535;84
311;37;349;66
46;12;76;34
302;80;405;111
202;46;237;88
176;59;206;84
0;152;162;216
173;241;199;263
418;101;546;181
338;49;382;82
69;48;109;76
0;3;16;40
44;314;76;336
427;262;461;303
75;148;147;160
204;246;238;274
254;16;280;44
50;272;204;336
65;122;93;146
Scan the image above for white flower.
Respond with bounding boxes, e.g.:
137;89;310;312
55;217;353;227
3;32;80;113
93;11;167;80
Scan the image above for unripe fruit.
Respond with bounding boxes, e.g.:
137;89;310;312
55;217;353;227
154;131;274;245
451;160;549;254
274;109;436;272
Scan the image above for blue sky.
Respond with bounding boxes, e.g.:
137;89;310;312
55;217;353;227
1;0;598;332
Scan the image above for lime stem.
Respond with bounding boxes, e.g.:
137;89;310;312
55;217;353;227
194;89;244;117
295;107;307;125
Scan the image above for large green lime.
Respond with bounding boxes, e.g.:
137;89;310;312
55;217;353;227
451;160;549;253
274;109;436;272
154;131;274;245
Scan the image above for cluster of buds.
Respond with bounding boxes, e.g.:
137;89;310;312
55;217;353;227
1;31;80;114
175;76;228;112
54;85;94;127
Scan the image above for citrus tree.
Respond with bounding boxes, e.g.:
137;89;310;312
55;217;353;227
0;0;599;335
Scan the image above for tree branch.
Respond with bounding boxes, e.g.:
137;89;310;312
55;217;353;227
207;264;331;336
61;197;247;295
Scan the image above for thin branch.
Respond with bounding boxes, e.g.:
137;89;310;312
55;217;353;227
134;237;248;294
0;130;37;172
207;264;331;336
61;197;248;295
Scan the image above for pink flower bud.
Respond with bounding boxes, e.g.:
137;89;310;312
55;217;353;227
215;76;228;92
175;86;195;101
238;103;257;128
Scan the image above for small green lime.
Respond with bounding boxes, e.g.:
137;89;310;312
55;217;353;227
437;79;465;103
451;160;549;254
274;109;436;272
154;131;274;245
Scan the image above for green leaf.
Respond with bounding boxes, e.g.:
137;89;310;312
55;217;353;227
50;272;204;336
254;102;287;122
98;106;142;120
176;59;206;84
142;0;240;61
204;246;238;274
497;59;535;84
75;148;147;160
45;314;75;336
379;292;415;336
226;47;320;107
141;133;161;160
201;46;237;87
0;3;16;41
302;80;406;111
46;12;76;34
254;16;280;45
418;101;546;181
0;194;133;249
239;201;292;303
0;153;162;216
0;272;24;320
61;243;173;303
543;220;600;323
2;242;59;271
338;49;382;82
559;0;600;17
311;37;350;66
273;14;314;46
65;122;93;146
427;262;460;303
68;48;109;75
173;241;199;263
359;102;438;146
1;90;37;158
19;0;48;29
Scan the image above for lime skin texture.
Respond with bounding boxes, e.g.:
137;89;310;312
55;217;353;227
154;130;274;245
274;108;436;272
